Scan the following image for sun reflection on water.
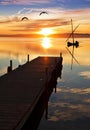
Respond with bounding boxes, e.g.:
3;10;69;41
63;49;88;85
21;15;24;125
42;37;52;49
0;37;90;75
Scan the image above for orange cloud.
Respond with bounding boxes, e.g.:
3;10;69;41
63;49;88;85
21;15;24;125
0;7;90;37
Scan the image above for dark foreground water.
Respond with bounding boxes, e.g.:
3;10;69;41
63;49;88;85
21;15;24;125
38;64;90;130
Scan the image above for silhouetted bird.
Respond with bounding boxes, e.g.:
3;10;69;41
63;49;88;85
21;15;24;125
39;11;48;16
21;17;29;21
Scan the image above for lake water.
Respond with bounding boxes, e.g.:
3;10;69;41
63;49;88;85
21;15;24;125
0;37;90;129
0;37;90;76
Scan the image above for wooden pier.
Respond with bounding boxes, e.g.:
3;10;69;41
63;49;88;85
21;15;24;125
0;56;63;130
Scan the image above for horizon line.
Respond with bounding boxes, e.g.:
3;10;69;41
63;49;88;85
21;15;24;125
0;33;90;38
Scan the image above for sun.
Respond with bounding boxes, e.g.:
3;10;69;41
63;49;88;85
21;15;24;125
42;37;52;49
39;28;53;36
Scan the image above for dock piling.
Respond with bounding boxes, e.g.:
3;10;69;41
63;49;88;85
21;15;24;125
7;60;12;73
27;54;29;62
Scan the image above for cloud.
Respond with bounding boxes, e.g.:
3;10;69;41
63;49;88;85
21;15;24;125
23;19;69;28
0;16;20;23
0;0;87;5
79;71;90;79
47;85;90;122
17;8;33;15
0;0;49;5
64;8;90;16
56;87;90;94
0;6;90;24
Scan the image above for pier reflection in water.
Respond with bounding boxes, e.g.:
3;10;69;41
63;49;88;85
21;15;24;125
38;64;90;130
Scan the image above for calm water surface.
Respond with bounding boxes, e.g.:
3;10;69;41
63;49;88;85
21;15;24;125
0;37;90;129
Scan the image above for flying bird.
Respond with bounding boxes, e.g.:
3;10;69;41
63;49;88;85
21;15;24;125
21;17;29;21
39;11;48;16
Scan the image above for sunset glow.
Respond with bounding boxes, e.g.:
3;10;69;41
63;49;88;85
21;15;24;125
39;28;53;36
0;1;89;39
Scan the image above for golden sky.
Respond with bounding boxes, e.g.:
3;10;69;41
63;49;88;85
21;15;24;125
0;4;90;38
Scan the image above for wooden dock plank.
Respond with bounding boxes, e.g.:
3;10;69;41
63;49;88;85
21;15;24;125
0;56;60;130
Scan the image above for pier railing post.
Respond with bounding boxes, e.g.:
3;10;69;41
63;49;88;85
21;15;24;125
10;60;12;70
7;60;12;73
27;54;29;62
60;52;63;64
